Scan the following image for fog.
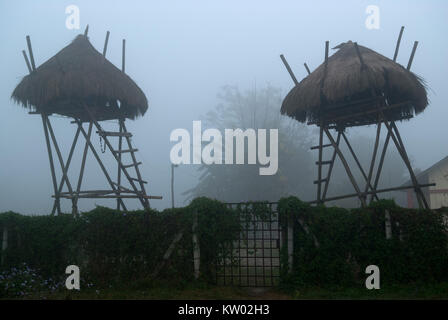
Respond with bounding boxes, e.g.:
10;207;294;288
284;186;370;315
0;0;447;214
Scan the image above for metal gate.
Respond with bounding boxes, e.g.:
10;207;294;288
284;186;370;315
216;202;281;287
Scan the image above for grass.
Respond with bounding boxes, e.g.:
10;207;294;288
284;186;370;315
18;282;448;300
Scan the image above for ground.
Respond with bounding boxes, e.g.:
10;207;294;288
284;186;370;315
19;282;448;300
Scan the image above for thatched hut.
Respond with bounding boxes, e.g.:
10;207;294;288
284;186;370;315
11;34;148;121
281;41;428;128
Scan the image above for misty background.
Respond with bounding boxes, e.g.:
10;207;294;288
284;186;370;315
0;0;447;214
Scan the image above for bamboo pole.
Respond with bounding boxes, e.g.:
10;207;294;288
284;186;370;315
280;54;299;86
393;26;405;62
407;41;419;70
324;128;366;207
76;120;128;211
103;31;110;56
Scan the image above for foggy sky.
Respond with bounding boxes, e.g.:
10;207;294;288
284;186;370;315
1;0;447;214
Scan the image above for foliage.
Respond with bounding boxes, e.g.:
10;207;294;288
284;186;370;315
278;196;448;289
1;198;447;298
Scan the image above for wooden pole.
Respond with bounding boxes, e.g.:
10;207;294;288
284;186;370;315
76;120;128;211
26;35;36;71
103;31;110;57
322;132;341;201
363;120;382;199
341;132;379;201
393;26;405;62
280;54;299;86
117;120;123;210
21;50;32;73
370;130;391;203
304;63;311;75
380;115;426;209
46;118;75;199
192;211;200;279
407;41;419;71
308;183;434;204
51;126;81;215
75;122;93;210
82;105;147;208
391;121;429;209
122;39;126;73
317;123;324;203
121;121;150;209
324;128;366;207
42;115;61;215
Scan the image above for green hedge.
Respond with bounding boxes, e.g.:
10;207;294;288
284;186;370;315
0;198;240;294
278;197;448;289
1;197;447;296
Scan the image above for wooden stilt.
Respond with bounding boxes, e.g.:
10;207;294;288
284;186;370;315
324;128;367;207
41;115;61;215
380;114;428;209
76;120;128;211
117;120;123;210
46;117;77;215
316;123;325;203
322;131;341;201
363;120;382;200
370;129;391;203
51;126;81;215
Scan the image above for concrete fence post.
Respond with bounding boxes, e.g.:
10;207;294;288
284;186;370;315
385;209;392;240
1;226;8;266
287;215;294;273
192;211;200;279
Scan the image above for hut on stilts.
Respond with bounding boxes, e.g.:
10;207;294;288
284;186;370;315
280;26;433;208
11;26;161;216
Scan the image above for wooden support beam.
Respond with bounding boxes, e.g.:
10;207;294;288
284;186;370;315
393;26;405;61
122;162;142;169
341;131;379;201
311;143;332;150
76;119;127;211
370;129;391;203
114;148;138;153
97;131;132;137
304;62;311;75
324;128;366;207
122;39;126;73
52;126;81;215
21;50;32;73
82;105;148;209
117;120;123;211
280;54;299;86
322;131;341;201
363;120;382;200
103;31;110;56
407;41;418;71
121;121;151;208
380;114;427;209
26;35;36;71
75;122;92;210
308;183;435;204
41;115;60;215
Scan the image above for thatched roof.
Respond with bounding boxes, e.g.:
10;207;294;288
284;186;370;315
281;41;428;127
11;34;148;121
